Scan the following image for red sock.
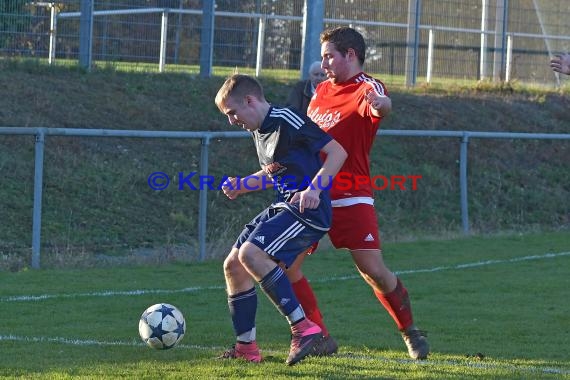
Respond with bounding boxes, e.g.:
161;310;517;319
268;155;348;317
373;278;414;331
291;276;329;337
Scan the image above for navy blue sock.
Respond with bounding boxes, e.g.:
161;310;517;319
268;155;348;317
228;287;257;341
259;266;303;322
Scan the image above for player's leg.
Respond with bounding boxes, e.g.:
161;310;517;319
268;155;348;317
286;247;338;356
242;210;324;365
219;210;269;363
240;242;321;365
350;249;429;359
330;204;429;360
350;249;410;329
219;247;262;362
287;248;328;336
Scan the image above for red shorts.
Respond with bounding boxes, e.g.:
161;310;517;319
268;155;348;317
328;203;381;250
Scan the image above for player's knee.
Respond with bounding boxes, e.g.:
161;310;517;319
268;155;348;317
368;271;396;292
223;249;241;276
360;268;386;288
237;245;256;268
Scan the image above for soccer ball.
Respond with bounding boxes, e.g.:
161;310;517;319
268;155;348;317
138;303;186;349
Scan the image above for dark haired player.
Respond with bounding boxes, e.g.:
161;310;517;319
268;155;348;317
287;26;430;360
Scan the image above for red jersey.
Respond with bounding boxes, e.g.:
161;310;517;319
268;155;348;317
307;72;388;204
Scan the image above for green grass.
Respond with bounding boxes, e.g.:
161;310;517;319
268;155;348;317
1;232;569;379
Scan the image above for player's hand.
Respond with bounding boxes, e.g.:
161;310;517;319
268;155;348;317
290;188;320;213
550;53;570;75
364;89;386;110
221;177;242;200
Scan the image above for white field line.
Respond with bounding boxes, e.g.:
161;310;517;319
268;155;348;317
2;251;568;303
0;334;567;376
0;334;217;350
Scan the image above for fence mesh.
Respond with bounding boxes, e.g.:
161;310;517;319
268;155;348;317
1;0;569;85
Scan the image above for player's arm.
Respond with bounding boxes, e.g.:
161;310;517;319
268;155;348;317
222;169;273;200
291;139;347;212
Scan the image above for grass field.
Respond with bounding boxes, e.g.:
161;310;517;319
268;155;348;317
1;231;568;379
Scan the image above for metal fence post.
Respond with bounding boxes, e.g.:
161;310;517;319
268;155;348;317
79;0;94;70
173;1;184;64
505;34;513;82
198;136;211;261
427;28;434;83
493;0;509;81
405;0;421;87
301;0;324;79
480;0;489;80
159;9;169;73
32;129;46;269
255;15;266;77
199;0;215;78
48;3;57;65
459;133;470;234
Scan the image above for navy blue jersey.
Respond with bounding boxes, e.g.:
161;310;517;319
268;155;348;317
252;106;333;231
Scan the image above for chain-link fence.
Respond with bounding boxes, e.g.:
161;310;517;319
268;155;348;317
1;0;569;86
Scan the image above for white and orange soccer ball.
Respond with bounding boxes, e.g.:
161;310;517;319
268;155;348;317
138;303;186;349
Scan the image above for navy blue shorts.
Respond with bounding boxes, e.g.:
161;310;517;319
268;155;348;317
234;207;325;267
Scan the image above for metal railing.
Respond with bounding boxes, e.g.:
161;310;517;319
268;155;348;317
1;126;569;269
